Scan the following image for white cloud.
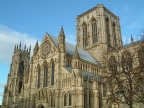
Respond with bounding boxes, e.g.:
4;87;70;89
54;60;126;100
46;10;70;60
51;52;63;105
0;25;37;64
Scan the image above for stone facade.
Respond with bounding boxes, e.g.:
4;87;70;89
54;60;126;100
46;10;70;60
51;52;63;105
1;4;144;108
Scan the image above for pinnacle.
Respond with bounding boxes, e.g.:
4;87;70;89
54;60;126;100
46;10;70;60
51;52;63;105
59;26;65;37
34;40;39;50
73;45;80;59
131;34;134;43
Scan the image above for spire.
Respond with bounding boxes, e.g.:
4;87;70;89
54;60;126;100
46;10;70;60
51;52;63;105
19;41;21;49
34;40;39;49
14;44;16;50
17;44;18;49
24;44;26;51
33;40;39;56
58;26;65;38
29;45;31;53
73;46;80;59
131;35;134;43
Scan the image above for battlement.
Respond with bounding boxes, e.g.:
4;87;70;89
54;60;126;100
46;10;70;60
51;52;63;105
77;4;118;19
14;42;31;55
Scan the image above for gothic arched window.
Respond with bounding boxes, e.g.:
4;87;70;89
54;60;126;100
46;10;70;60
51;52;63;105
138;47;144;66
109;56;117;74
43;65;48;87
83;23;88;47
106;18;110;46
69;93;72;106
37;67;41;89
64;94;67;106
51;63;55;86
113;23;117;46
122;51;133;72
92;18;98;44
19;61;24;77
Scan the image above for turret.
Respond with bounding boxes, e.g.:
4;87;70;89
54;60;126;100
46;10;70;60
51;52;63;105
131;35;134;43
4;41;30;107
58;27;66;66
14;42;30;55
58;26;65;52
33;40;39;56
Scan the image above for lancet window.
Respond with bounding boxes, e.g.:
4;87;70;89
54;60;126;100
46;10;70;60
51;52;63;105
37;66;41;89
92;18;98;43
83;23;88;47
43;65;48;87
113;23;117;46
51;63;55;86
106;18;110;46
64;94;67;106
69;93;72;106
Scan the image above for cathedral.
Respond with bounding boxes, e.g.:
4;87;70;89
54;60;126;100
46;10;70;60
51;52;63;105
1;4;144;108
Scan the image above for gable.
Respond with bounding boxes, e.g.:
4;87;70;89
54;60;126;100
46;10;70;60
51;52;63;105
39;33;58;59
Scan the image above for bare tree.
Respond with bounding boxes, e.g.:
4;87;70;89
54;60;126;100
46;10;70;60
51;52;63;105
138;29;144;41
105;43;144;108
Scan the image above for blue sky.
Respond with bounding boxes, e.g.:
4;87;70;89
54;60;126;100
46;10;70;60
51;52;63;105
0;0;144;105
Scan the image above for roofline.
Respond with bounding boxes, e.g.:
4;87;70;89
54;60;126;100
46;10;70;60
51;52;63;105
77;4;119;19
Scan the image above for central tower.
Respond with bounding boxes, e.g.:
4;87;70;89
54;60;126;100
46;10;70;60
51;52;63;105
76;4;123;62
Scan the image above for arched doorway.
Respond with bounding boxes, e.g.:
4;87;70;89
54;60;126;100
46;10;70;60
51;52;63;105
38;104;44;108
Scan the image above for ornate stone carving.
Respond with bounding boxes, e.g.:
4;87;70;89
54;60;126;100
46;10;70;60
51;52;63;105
41;41;51;59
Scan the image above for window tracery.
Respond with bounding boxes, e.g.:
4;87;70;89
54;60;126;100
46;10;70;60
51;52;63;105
91;18;98;44
43;64;48;87
83;23;88;47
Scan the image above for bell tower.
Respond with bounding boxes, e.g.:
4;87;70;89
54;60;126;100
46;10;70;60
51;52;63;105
2;42;31;107
76;4;123;63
